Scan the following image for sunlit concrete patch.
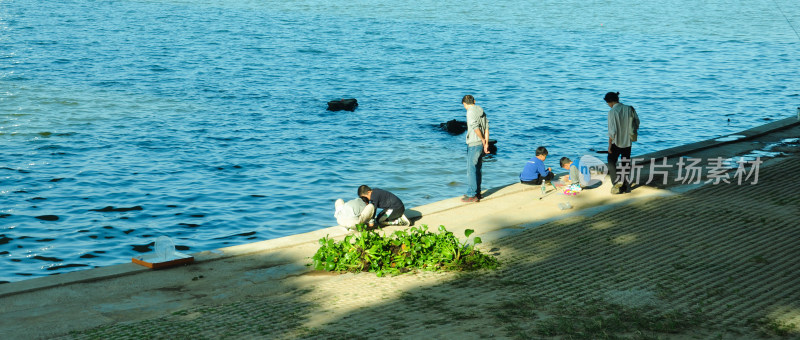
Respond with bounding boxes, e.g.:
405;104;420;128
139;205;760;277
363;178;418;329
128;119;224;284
511;185;674;233
298;270;456;330
590;221;614;230
611;233;638;245
765;306;800;334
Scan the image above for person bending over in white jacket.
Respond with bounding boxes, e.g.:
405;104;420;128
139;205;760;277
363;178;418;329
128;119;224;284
334;197;375;230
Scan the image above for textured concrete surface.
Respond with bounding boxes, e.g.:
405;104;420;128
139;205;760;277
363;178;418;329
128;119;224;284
1;117;799;339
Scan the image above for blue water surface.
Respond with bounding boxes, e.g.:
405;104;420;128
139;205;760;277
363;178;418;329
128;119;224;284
1;0;799;282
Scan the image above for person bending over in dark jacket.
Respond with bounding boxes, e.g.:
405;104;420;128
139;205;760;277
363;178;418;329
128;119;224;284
358;185;410;227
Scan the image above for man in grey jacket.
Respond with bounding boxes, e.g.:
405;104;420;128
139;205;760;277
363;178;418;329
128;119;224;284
462;95;489;202
605;91;640;194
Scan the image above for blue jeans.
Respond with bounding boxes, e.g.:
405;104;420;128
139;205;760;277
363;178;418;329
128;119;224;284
466;145;483;197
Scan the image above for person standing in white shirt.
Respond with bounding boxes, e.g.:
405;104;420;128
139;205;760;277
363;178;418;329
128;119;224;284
605;91;640;194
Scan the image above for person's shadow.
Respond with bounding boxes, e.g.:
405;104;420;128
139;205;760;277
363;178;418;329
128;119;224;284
478;183;516;200
404;209;423;226
584;181;603;190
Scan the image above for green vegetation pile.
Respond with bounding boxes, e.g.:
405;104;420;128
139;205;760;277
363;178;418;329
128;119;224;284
311;225;499;277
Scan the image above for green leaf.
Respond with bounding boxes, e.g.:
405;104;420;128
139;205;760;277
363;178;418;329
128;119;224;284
473;237;482;245
465;229;474;238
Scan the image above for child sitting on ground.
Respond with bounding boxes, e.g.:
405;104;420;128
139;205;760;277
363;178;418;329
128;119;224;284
520;146;554;185
358;185;410;227
559;157;582;188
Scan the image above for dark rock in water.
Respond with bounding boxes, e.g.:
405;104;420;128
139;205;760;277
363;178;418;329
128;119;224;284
35;215;59;221
132;243;154;253
439;119;467;135
327;98;358;111
437;120;497;153
33;255;63;262
90;205;144;212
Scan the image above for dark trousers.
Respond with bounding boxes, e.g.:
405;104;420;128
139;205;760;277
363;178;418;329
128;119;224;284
520;171;554;185
376;206;404;222
608;144;632;189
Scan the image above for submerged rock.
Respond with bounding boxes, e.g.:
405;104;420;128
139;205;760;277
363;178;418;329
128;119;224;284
89;205;144;212
32;255;62;262
132;243;154;253
439;119;467;135
327;98;358;111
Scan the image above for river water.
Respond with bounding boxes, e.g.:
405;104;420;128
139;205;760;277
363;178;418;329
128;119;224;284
1;0;798;283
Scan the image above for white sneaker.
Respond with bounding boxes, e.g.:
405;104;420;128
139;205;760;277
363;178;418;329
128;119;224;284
390;215;410;226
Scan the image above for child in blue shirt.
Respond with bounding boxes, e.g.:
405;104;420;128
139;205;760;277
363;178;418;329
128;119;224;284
520;146;554;185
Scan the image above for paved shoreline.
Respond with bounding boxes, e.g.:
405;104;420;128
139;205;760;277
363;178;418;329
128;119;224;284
2;117;799;339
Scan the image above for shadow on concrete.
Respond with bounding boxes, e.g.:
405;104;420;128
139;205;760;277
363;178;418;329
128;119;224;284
267;156;800;338
480;182;514;199
405;208;423;224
